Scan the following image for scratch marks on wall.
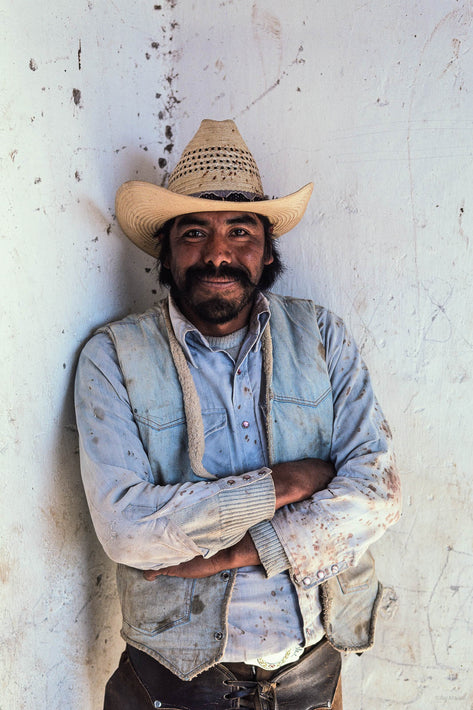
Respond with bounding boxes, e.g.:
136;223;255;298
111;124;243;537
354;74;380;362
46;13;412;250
406;8;473;357
237;45;305;117
29;58;38;71
78;39;82;70
458;199;469;249
421;280;454;345
428;547;473;667
0;556;13;584
235;5;306;116
252;4;283;82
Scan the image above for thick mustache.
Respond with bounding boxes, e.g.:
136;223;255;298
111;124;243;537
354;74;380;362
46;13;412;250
185;264;256;287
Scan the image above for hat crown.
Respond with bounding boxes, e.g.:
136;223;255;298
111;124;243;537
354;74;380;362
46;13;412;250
167;119;264;198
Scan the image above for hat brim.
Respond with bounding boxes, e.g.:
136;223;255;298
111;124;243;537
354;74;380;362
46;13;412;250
115;181;314;257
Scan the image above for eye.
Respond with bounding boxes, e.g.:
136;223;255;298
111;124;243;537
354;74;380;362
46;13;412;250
230;227;249;237
182;229;205;240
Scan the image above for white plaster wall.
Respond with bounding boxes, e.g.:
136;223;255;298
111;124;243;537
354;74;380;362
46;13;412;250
2;1;472;707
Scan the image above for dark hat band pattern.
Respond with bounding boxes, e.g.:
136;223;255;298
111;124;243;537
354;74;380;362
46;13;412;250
191;190;268;202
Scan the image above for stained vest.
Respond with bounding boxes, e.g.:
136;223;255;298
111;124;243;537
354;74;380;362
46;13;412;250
102;293;382;681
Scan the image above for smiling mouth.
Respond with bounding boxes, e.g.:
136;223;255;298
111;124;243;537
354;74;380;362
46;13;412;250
197;276;239;287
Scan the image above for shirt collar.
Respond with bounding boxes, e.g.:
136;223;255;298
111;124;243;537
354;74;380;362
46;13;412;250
168;292;271;367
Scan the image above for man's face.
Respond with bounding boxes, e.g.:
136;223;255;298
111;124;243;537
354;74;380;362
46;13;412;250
164;211;273;335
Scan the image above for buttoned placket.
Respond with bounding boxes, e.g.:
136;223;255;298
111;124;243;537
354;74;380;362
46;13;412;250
180;306;270;478
231;350;267;474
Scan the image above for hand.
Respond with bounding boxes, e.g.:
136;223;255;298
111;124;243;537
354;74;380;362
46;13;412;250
143;533;260;581
271;458;336;509
144;555;222;580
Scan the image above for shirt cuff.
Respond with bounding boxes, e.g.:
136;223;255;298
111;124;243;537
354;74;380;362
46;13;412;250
249;520;291;578
218;468;276;548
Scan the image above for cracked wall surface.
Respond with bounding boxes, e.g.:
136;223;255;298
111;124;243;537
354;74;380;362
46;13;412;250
2;0;473;707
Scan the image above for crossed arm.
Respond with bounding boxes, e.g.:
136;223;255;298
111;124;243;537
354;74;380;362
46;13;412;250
76;311;401;582
143;458;336;580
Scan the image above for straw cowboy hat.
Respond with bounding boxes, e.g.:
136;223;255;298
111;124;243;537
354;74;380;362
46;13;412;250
115;119;313;257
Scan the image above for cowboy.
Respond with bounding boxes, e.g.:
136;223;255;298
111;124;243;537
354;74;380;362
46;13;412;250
75;119;401;709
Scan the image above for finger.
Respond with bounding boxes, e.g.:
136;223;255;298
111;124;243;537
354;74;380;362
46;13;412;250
143;570;160;581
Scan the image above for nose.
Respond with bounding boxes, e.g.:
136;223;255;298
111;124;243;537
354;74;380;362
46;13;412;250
202;231;231;268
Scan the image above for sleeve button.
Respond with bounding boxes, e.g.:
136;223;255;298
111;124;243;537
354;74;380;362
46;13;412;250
317;570;325;580
303;576;311;586
331;564;339;574
226;479;235;485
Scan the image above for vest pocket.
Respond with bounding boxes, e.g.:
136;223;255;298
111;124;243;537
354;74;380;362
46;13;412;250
336;551;376;594
118;565;195;636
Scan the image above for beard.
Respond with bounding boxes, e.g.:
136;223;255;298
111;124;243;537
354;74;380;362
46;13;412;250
169;263;260;325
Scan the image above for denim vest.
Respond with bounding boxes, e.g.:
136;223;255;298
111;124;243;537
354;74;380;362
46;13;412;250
103;293;382;680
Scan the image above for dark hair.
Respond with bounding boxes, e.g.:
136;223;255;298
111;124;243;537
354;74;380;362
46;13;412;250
156;214;284;291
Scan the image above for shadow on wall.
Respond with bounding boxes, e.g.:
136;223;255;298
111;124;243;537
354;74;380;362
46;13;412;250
42;147;169;700
51;349;122;695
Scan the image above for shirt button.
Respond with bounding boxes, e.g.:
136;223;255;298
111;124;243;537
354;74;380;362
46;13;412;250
154;702;162;708
242;474;251;480
331;564;339;574
303;576;311;586
220;571;230;580
241;421;250;428
226;479;235;485
317;570;325;580
214;631;223;641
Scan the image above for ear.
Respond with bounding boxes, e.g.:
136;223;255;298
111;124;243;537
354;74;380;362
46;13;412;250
264;228;275;265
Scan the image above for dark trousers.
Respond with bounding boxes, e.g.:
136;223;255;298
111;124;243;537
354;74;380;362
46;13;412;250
104;639;343;710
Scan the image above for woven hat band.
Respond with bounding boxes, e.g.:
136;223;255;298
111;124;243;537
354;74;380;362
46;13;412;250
167;119;265;197
190;190;266;202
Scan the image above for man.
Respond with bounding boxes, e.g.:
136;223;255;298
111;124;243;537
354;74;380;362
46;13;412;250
75;119;401;709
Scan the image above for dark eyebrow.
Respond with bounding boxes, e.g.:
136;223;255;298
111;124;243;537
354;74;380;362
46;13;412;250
226;214;260;227
174;213;261;230
174;215;210;229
